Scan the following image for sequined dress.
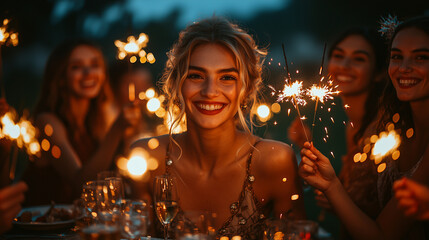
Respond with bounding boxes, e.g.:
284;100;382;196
163;140;267;239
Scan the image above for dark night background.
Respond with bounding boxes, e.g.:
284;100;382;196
1;0;428;238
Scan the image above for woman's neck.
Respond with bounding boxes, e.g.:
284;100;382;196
69;96;90;128
181;120;249;171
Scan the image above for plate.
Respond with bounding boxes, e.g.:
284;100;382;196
13;204;76;231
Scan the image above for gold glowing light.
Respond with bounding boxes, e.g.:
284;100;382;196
0;111;40;156
0;19;19;46
271;103;281;113
291;194;299;200
120;148;151;179
114;33;155;64
371;130;401;164
307;84;339;104
145;88;155;99
127;155;148;176
276;80;306;106
255;104;271;122
147;98;161;112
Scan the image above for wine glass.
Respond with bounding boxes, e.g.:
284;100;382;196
154;175;179;240
120;199;148;239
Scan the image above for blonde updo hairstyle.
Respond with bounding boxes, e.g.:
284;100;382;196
161;17;267;135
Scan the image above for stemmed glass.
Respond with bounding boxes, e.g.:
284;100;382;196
154;175;179;240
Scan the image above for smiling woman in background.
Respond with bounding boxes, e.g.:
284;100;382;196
23;40;139;205
299;16;429;239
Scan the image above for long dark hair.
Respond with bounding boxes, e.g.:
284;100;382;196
378;16;429;135
329;27;388;143
34;39;111;143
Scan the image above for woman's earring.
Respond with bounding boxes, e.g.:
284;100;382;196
240;103;247;110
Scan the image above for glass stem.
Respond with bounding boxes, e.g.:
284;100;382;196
164;223;168;240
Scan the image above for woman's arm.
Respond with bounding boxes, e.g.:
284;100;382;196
299;142;425;240
36;110;133;188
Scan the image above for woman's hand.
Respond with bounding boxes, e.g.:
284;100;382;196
394;177;429;220
299;142;338;192
0;182;28;234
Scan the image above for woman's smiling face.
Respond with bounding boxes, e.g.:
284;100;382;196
181;43;242;129
328;34;377;96
389;27;429;102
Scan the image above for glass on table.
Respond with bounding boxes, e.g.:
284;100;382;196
264;219;299;240
287;220;318;240
79;222;120;240
95;180;122;226
175;210;217;240
154;175;179;240
97;171;125;206
120;199;149;240
82;180;99;222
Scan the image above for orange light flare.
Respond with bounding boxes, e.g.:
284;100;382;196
0;19;19;46
254;103;271;122
114;33;155;64
371;130;401;165
117;147;152;180
0;110;41;157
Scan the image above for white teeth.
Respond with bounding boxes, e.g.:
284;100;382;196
197;103;223;111
399;79;419;86
336;75;353;82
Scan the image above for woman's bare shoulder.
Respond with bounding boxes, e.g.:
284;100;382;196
253;139;297;174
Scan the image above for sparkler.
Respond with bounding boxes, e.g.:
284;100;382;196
1;110;41;180
114;33;155;64
307;43;340;142
115;33;155;103
278;43;309;142
0;18;19;98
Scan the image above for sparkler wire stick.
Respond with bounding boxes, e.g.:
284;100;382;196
9;145;18;181
281;43;309;142
310;43;327;142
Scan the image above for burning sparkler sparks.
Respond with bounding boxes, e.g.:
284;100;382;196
114;33;155;64
0;111;40;157
371;130;401;165
0;19;18;46
276;80;307;106
0;18;19;98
